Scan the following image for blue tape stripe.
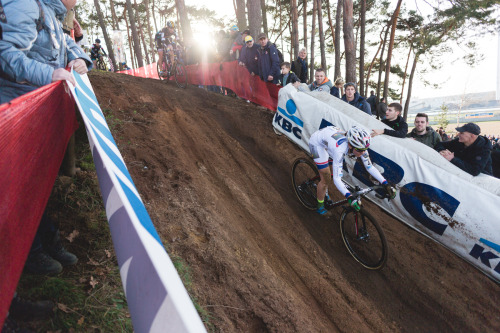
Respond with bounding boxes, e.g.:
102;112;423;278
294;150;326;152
116;176;162;244
74;70;99;106
479;238;500;253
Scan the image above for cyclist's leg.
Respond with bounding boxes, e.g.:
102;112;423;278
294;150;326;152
158;49;164;69
92;58;97;69
166;44;174;67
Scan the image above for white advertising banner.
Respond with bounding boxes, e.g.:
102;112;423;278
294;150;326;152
273;84;500;282
68;69;206;333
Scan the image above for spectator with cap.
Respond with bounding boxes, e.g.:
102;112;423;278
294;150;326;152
371;102;408;138
256;33;280;84
435;123;493;176
238;35;259;76
341;82;372;115
406;113;442;148
291;47;308;83
229;25;246;60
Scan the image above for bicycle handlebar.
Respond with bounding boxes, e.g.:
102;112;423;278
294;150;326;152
350;185;390;200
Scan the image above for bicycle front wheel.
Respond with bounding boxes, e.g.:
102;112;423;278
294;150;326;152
174;62;188;88
340;207;388;269
291;158;320;210
157;60;167;80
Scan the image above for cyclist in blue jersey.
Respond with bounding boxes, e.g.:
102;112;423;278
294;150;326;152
308;126;396;215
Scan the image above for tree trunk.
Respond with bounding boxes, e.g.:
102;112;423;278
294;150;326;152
334;0;342;80
94;0;117;71
359;0;366;96
376;22;390;100
365;26;385;92
261;0;268;36
303;0;307;62
383;0;403;101
343;0;355;83
109;0;118;30
316;0;327;70
326;0;335;48
247;0;262;41
291;0;299;59
400;44;413;104
403;52;419;121
134;0;150;65
125;0;143;67
175;0;193;41
234;0;247;30
310;0;316;81
151;0;158;32
144;0;155;62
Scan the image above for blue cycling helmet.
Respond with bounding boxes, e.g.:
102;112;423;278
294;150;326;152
95;38;101;43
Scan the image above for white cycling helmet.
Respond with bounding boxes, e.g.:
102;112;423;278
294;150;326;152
347;126;371;150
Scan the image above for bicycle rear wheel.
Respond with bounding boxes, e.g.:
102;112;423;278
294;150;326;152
340;207;388;269
291;158;320;210
174;62;188;88
97;59;107;71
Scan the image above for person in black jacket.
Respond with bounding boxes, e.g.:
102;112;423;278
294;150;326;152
371;102;408;138
291;47;308;83
435;123;493;176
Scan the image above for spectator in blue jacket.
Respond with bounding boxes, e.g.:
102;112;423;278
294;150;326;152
330;77;344;98
341;82;372;115
0;0;91;104
256;33;280;84
0;0;91;274
238;35;259;76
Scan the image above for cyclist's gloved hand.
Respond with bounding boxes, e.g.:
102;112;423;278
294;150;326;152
382;181;396;199
347;195;361;211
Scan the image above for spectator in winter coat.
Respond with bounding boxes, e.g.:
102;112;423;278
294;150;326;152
0;0;90;283
366;90;377;113
377;97;387;120
0;0;91;103
371;102;408;138
305;68;333;92
330;77;344;98
406;113;442;148
291;48;308;83
228;25;244;60
238;36;260;76
257;33;281;84
438;127;449;141
435;123;493;176
341;82;372;115
278;62;300;87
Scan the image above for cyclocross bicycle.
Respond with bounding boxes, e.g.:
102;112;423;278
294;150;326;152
291;157;389;270
96;55;108;71
157;46;188;89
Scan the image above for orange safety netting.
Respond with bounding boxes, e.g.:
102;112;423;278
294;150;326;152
0;82;78;327
117;61;280;111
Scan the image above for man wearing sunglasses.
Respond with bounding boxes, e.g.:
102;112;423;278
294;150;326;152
309;126;396;215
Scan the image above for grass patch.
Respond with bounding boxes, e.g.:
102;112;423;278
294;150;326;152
15;123;132;332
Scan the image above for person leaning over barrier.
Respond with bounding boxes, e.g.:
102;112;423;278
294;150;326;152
371;102;408;138
435;123;493;176
406;113;442;148
306;68;333;92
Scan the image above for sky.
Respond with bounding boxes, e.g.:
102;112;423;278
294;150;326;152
184;0;499;100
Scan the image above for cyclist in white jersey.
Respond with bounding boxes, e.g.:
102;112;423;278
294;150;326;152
308;125;396;215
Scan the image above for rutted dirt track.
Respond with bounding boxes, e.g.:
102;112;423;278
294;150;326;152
89;71;499;332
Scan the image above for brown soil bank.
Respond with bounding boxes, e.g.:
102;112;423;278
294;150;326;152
89;71;499;332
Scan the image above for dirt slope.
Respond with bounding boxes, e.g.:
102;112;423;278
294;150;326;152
89;71;499;332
